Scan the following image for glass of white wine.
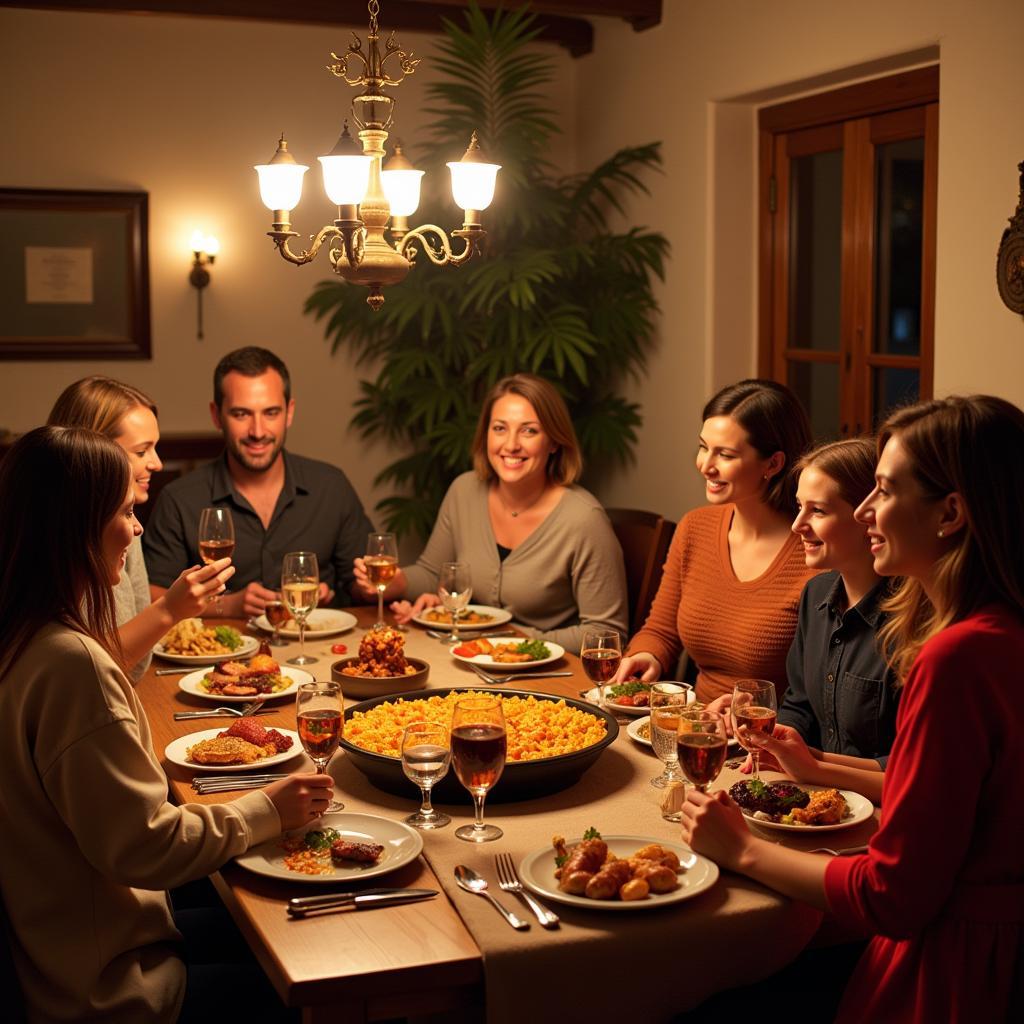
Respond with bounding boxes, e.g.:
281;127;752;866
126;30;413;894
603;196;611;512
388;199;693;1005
400;722;452;829
438;561;472;644
731;679;777;781
282;551;319;666
198;506;235;565
365;532;398;629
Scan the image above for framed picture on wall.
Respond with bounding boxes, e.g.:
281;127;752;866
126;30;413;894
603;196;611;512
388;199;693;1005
0;188;150;360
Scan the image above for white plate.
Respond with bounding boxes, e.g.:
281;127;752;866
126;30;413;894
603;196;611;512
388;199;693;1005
518;835;718;911
253;608;357;639
164;727;303;772
451;637;565;671
154;634;260;664
234;812;423;884
412;604;513;631
627;715;740;753
737;785;874;833
583;683;694;717
178;665;314;703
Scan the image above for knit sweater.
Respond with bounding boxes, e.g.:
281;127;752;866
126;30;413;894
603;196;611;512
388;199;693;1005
627;504;817;702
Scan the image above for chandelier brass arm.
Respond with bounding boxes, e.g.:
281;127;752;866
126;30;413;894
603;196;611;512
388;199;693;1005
397;223;486;268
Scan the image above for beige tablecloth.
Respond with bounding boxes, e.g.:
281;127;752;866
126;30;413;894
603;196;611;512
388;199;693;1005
290;626;871;1023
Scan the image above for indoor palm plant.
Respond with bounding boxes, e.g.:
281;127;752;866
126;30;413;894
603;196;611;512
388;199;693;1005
305;1;668;539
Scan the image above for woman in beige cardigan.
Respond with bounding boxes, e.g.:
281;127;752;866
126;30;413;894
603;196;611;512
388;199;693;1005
0;426;331;1022
353;374;628;654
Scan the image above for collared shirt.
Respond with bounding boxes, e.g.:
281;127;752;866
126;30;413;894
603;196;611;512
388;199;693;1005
778;570;900;767
142;451;374;606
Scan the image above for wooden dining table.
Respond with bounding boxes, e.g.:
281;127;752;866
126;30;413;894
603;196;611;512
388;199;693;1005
140;607;879;1023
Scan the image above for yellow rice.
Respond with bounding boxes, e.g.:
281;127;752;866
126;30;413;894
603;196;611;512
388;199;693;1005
345;690;606;762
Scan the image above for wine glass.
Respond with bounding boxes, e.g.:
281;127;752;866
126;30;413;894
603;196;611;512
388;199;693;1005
365;532;398;630
262;599;288;646
648;684;694;790
451;695;506;843
400;722;452;830
282;551;319;666
731;679;778;781
438;561;472;644
198;506;235;565
580;628;622;703
676;709;729;793
296;681;343;812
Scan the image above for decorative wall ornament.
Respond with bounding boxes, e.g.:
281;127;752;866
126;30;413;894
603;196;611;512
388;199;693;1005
996;160;1024;316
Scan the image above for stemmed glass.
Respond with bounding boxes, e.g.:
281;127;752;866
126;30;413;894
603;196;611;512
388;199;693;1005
296;681;344;812
262;599;288;646
282;551;319;666
198;506;235;565
365;532;398;630
731;679;778;781
580;628;622;703
438;561;472;645
451;696;506;843
400;722;452;830
676;709;729;793
648;684;695;789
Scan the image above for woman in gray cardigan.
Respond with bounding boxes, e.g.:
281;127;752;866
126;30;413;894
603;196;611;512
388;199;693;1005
354;374;628;654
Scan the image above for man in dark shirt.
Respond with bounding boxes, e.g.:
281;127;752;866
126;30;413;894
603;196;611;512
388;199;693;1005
144;347;374;616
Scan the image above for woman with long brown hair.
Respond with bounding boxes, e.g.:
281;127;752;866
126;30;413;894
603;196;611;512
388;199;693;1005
351;373;628;654
615;379;815;702
48;376;232;679
0;426;331;1021
681;395;1024;1023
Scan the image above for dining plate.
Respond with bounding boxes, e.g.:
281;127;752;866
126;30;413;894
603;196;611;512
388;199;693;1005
583;682;694;718
738;785;874;833
164;727;303;772
234;812;424;884
154;634;260;664
177;665;314;703
451;638;565;671
412;604;513;631
627;715;740;753
253;608;358;639
518;836;718;911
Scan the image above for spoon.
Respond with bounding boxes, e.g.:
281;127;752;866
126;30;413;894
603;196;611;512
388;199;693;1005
453;865;529;930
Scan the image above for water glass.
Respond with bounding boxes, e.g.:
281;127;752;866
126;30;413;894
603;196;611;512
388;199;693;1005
400;723;452;830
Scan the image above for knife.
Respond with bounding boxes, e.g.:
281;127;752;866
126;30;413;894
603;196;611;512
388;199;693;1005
287;887;438;917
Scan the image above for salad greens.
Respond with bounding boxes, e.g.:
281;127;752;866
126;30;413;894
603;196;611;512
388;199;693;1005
513;639;551;660
605;680;649;699
303;827;341;851
213;625;243;651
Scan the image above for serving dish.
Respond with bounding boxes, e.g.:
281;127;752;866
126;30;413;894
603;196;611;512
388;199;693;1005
154;635;259;664
518;836;718;911
234;812;423;884
340;686;619;803
412;604;512;631
331;657;430;699
177;665;313;703
253;608;357;639
164;727;303;772
452;638;565;671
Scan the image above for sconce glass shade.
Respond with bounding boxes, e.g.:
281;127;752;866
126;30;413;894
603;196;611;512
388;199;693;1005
190;229;206;252
447;134;500;213
203;235;221;257
255;135;308;212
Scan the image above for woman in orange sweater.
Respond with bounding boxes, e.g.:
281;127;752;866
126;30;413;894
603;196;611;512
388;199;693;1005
615;379;816;703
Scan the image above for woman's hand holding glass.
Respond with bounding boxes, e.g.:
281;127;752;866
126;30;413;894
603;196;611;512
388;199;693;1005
680;787;756;873
263;772;336;831
161;560;236;621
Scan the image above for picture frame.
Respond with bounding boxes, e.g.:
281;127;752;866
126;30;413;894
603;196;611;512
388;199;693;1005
0;188;150;360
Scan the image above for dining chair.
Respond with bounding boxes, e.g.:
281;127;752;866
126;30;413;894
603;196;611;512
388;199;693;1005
606;508;676;635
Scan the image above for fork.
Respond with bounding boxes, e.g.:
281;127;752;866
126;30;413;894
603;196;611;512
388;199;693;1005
808;844;869;857
494;852;559;928
468;664;574;686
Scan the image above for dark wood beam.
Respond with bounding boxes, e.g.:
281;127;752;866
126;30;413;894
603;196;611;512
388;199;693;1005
3;2;661;56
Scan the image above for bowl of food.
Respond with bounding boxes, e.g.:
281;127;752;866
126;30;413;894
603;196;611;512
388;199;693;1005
340;687;619;803
331;626;430;698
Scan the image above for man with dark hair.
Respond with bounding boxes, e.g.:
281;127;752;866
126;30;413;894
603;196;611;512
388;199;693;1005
143;346;374;616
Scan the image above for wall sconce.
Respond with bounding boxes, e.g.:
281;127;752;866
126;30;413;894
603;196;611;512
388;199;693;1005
189;230;220;339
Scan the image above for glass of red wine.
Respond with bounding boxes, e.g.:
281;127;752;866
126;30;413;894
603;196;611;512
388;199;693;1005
676;709;729;793
451;696;506;843
296;681;343;812
263;599;288;646
731;679;777;781
580;628;622;704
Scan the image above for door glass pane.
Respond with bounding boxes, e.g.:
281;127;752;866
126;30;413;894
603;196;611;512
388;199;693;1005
874;138;924;356
787;360;840;441
872;367;920;427
788;150;843;352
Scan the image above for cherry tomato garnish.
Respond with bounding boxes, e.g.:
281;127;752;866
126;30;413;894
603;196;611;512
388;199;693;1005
330;643;348;654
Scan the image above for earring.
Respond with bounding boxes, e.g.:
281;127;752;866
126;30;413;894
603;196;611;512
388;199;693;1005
763;473;770;481
937;529;945;538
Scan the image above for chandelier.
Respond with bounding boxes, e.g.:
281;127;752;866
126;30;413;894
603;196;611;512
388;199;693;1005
254;0;501;311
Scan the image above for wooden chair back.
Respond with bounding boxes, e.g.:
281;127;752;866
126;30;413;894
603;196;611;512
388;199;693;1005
607;508;676;635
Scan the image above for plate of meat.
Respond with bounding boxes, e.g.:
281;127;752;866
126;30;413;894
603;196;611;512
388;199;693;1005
730;780;874;832
235;812;424;883
518;833;718;911
165;722;302;772
178;660;313;702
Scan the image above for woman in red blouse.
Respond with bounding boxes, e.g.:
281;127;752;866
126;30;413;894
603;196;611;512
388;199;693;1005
682;395;1024;1023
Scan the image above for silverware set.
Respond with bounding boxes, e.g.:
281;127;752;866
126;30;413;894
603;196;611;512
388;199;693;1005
287;887;437;917
453;860;558;930
192;773;290;794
